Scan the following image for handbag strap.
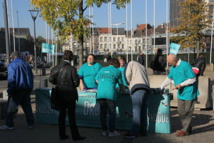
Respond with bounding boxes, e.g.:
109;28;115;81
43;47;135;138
52;66;64;87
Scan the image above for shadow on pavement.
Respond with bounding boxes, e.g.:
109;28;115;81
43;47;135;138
171;108;214;134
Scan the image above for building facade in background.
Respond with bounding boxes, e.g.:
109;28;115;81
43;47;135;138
0;28;33;55
66;24;168;55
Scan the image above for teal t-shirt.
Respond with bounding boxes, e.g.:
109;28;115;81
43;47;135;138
78;62;102;89
95;65;122;101
116;67;128;88
168;60;199;100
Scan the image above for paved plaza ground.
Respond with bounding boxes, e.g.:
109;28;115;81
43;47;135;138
0;107;213;143
0;68;214;143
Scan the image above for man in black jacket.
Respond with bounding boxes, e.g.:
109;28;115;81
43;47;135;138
49;50;85;141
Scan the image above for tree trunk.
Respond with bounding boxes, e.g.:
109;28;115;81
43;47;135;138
78;0;84;67
196;40;200;58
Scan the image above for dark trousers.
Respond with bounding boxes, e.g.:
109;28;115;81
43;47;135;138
98;99;116;132
6;89;34;127
58;99;80;139
178;99;195;132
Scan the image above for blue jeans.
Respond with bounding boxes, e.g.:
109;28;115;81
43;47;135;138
131;90;148;134
6;89;34;127
98;99;116;132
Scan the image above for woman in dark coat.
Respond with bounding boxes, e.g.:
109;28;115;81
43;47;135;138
49;50;85;141
193;53;206;76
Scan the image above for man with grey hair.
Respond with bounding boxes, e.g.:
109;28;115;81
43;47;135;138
161;54;199;137
0;51;34;130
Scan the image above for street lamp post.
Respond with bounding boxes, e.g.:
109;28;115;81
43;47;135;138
88;14;94;54
29;9;39;74
210;22;213;64
111;22;125;54
3;0;10;64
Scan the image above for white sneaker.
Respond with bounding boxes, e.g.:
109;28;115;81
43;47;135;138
108;131;120;137
0;125;14;130
102;131;109;136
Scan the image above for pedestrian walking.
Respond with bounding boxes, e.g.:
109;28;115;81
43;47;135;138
124;61;150;138
193;53;206;77
161;54;199;137
49;50;85;141
0;51;34;130
136;52;145;66
151;49;166;75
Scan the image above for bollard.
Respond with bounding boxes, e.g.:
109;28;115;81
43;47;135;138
3;90;8;100
40;79;48;88
42;64;46;76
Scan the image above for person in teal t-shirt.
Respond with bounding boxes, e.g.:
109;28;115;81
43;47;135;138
78;54;102;90
116;55;128;88
95;58;124;137
161;54;199;137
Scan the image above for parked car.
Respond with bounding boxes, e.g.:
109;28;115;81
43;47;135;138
0;61;7;79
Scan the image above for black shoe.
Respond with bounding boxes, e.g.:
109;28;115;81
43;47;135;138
60;135;69;140
73;136;86;141
187;128;192;134
124;132;136;139
140;132;148;137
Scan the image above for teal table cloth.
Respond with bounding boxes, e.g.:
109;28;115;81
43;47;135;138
35;88;171;133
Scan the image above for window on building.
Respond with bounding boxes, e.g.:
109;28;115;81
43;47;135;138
109;37;111;41
122;37;124;41
113;44;116;49
122;44;124;49
100;44;103;49
104;44;107;49
118;37;120;41
100;37;103;42
104;37;107;41
113;37;116;41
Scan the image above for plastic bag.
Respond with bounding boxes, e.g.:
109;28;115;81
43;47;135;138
104;58;107;63
7;97;18;114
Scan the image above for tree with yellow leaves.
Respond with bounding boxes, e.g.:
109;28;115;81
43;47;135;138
170;0;212;55
30;0;130;66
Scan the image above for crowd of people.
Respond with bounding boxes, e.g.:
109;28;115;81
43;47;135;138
0;50;205;141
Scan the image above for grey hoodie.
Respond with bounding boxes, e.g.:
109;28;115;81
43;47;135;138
125;61;150;94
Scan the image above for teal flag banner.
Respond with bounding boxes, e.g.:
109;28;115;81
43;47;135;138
42;43;55;54
35;88;171;134
170;43;180;55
